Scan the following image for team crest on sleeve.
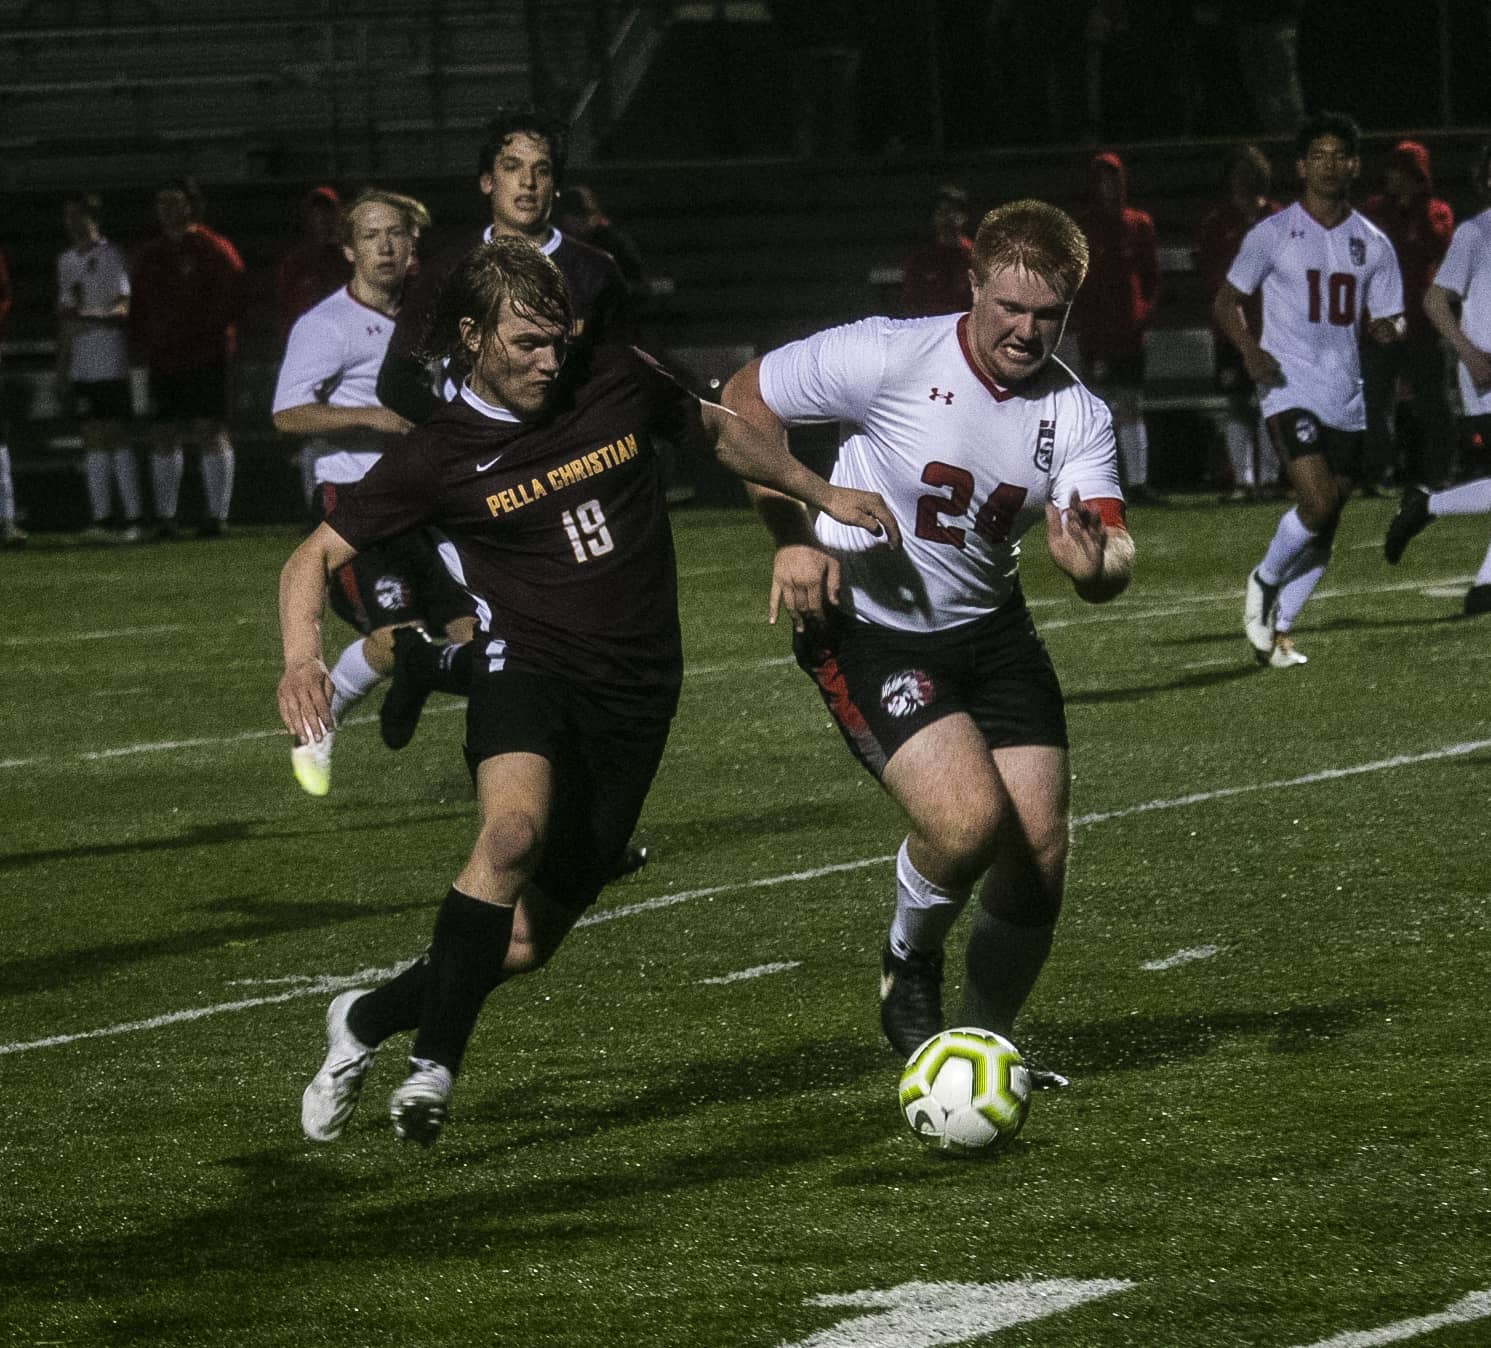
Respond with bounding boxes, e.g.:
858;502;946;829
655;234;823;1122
1034;419;1056;472
881;669;935;718
1349;236;1366;266
374;575;413;612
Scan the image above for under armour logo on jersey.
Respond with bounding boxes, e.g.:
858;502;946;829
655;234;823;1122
929;387;954;404
366;324;384;336
1290;228;1307;238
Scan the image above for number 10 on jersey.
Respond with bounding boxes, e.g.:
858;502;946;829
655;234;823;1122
562;498;615;562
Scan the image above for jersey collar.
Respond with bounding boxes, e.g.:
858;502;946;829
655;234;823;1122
459;382;521;422
482;223;561;255
957;314;1018;402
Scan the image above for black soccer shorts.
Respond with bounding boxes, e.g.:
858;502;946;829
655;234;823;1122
464;668;670;910
793;588;1068;781
1266;407;1366;480
149;361;228;423
314;482;472;635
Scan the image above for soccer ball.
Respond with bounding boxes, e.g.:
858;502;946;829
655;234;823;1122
898;1027;1031;1152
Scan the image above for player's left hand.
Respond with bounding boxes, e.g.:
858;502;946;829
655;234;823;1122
1045;491;1106;583
820;487;901;548
1367;316;1403;346
277;658;335;744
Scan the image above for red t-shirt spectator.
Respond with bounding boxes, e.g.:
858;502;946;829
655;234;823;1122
130;224;244;371
1363;140;1453;339
1196;197;1282;340
1072;151;1158;359
901;236;973;317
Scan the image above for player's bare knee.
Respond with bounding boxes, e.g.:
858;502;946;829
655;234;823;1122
472;811;544;880
922;809;1003;880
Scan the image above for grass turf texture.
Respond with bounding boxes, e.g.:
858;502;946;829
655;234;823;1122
2;499;1489;1347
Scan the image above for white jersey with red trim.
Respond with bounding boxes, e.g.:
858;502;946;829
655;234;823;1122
758;313;1122;633
1227;201;1403;430
56;238;131;382
1430;207;1491;416
272;285;403;484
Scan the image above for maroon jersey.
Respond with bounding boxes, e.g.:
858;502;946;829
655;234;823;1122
1363;191;1454;336
328;344;705;724
129;225;243;370
1073;152;1158;359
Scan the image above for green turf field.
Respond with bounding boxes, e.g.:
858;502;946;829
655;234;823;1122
3;499;1489;1347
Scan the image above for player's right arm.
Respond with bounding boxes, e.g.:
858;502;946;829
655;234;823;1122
1211;281;1282;388
273;310;412;437
277;522;360;742
1424;282;1491;391
722;357;843;631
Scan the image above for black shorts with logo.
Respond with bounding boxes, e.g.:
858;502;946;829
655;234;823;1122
793;587;1068;780
464;669;670;909
1267;407;1366;479
314;482;472;634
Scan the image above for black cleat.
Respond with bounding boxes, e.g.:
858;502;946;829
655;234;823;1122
1383;485;1433;564
607;844;649;881
1025;1063;1071;1090
380;627;435;750
879;943;944;1059
1465;583;1491;617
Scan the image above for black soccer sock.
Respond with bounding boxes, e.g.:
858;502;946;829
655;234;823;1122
961;908;1055;1040
410;887;515;1075
346;951;431;1046
427;640;477;696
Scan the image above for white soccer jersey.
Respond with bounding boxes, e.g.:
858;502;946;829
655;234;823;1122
56;238;130;381
273;286;403;484
1227;201;1403;430
759;314;1122;633
1431;208;1491;416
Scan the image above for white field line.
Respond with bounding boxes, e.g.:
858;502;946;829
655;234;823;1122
5;734;1489;1058
1072;738;1491;826
1142;945;1225;972
0;623;189;646
1287;1288;1491;1347
700;961;801;985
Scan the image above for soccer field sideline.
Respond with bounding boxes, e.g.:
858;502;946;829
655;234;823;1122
6;728;1487;1060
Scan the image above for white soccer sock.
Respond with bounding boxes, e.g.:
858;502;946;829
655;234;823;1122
0;443;16;523
200;437;235;521
111;447;144;521
150;447;184;519
1427;478;1491;516
1275;542;1329;631
1115;411;1150;487
83;449;112;523
888;838;973;962
1257;507;1315;586
329;639;383;720
1474;537;1491;588
1223;415;1256;487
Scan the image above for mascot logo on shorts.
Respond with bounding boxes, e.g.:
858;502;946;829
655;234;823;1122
374;575;412;613
1293;413;1320;447
881;669;935;718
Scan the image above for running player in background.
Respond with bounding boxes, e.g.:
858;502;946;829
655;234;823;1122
724;200;1133;1082
1386;140;1491;618
280;240;896;1147
271;189;457;797
1214;112;1404;668
57;193;145;543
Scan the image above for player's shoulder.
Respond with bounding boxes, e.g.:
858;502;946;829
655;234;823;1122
1042;355;1112;420
553;230;626;286
1346;208;1394;250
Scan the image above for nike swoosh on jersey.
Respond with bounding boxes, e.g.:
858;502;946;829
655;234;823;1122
476;457;502;472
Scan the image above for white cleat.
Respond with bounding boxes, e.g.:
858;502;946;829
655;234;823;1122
301;989;376;1142
1244;568;1280;659
291;727;335;797
389;1061;453;1147
1267;634;1308;668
